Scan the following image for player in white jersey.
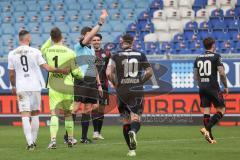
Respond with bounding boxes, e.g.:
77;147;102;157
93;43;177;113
8;30;69;150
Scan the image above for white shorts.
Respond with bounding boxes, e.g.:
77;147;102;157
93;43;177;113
17;91;41;112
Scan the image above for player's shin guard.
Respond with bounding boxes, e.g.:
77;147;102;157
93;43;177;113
123;124;132;150
50;115;59;140
22;117;33;145
206;112;223;131
65;118;74;138
31;115;39;143
81;114;90;139
130;121;141;134
65;114;76;138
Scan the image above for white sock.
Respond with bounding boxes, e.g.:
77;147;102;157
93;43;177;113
22;117;33;145
31;116;39;143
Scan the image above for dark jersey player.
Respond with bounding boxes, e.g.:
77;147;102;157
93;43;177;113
91;33;111;140
106;34;153;157
194;37;228;144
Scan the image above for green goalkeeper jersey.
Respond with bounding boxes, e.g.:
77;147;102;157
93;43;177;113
41;38;83;94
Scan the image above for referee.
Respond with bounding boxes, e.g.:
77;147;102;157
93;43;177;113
91;34;111;140
64;10;108;144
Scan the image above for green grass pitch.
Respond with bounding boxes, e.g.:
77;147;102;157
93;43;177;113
0;125;239;160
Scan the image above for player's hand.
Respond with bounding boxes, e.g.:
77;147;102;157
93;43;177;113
224;88;229;94
98;85;103;97
60;67;71;75
11;87;16;95
99;9;108;24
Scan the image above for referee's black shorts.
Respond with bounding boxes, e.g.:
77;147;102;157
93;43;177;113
74;76;98;104
199;88;225;108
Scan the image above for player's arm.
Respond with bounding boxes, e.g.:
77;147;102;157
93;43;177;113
81;10;108;45
40;38;52;57
193;59;200;86
217;55;228;94
9;70;16;95
140;54;153;84
106;58;117;88
69;53;84;79
8;53;16;94
194;68;200;86
96;69;103;97
40;63;70;74
218;66;228;94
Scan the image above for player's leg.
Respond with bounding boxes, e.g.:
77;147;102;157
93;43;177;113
80;102;92;143
92;103;100;139
48;89;61;149
18;92;34;150
117;98;136;156
97;103;105;139
64;108;75;147
30;91;41;147
205;91;226;137
64;101;79;144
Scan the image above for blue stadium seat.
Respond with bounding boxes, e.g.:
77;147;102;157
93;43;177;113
145;42;160;54
183;30;197;40
15;23;29;33
39;0;52;11
126;23;137;34
121;0;136;9
31;34;43;47
54;11;67;22
173;34;184;42
224;17;236;28
192;0;207;12
53;22;69;33
14;4;28;12
107;1;121;9
226;8;238;17
185;21;198;31
220;41;234;54
140;22;154;33
69;22;81;32
230;31;240;41
67;2;80;10
189;40;203;50
66;10;80;22
213;30;229;41
41;22;53;33
199;21;210;29
198;29;213;40
211;9;224;17
133;42;145;53
0;1;12;12
228;19;240;29
41;11;55;22
209;18;226;30
2;13;12;23
100;24;113;32
2;34;14;46
13;12;27;23
2;24;15;34
53;2;66;11
26;12;40;22
26;1;40;12
29;22;42;34
81;2;94;10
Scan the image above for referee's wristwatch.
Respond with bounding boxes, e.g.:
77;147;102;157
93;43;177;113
98;22;103;26
97;83;102;87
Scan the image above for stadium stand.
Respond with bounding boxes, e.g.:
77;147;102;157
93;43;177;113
0;0;240;57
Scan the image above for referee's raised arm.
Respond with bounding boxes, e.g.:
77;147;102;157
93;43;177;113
81;10;108;45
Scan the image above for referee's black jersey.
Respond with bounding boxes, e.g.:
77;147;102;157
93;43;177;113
194;51;223;90
109;49;150;88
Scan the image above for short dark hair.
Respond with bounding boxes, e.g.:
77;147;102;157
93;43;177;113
81;26;92;35
94;33;102;40
50;27;62;43
19;30;29;41
203;37;215;50
122;34;134;44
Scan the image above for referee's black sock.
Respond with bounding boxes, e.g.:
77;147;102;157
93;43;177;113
130;121;141;134
206;112;223;131
81;114;90;139
123;124;132;150
65;113;76;139
92;113;98;132
98;114;104;133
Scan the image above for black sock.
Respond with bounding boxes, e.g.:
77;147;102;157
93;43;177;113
123;124;132;150
98;114;104;133
130;121;141;133
81;114;90;139
203;114;214;139
92;113;98;132
206;112;223;131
